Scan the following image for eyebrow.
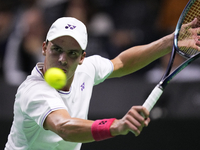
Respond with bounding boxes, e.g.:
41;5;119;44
50;41;83;53
51;44;83;53
51;43;62;49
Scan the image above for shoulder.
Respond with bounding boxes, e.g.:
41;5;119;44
81;55;113;69
77;55;113;85
77;55;113;74
17;69;59;104
84;55;111;62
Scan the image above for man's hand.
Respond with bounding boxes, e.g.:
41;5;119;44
178;18;200;51
110;106;150;137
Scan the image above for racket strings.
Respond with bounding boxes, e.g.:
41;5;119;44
183;0;200;24
178;0;200;57
179;46;198;56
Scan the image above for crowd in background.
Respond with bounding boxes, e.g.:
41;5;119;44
0;0;200;86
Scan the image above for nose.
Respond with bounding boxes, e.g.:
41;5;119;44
59;53;67;66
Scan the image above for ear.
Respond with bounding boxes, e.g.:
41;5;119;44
79;51;86;65
42;41;47;56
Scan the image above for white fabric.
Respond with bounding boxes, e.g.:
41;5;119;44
5;55;113;150
46;17;88;50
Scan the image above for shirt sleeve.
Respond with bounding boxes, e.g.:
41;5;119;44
19;81;67;128
84;55;114;85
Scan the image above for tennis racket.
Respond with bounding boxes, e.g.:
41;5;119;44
143;0;200;112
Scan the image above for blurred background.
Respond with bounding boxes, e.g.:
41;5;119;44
1;0;200;149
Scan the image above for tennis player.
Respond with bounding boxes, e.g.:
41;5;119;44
5;17;200;150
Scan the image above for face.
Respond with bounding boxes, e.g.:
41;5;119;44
42;36;86;81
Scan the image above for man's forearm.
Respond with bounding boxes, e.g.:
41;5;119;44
55;118;95;143
110;33;174;78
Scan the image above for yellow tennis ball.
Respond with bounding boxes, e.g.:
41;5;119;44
44;67;67;89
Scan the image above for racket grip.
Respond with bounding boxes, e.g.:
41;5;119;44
142;85;163;112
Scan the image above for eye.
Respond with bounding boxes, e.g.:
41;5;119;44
51;46;63;53
68;50;80;58
70;51;77;55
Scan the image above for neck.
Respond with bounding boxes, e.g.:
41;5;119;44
61;75;74;91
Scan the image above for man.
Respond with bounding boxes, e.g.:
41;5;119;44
5;17;200;150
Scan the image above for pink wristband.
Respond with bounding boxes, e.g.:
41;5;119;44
91;118;116;141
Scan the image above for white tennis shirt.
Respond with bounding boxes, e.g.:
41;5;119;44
5;55;113;150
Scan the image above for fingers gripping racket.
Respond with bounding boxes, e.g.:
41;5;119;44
143;0;200;112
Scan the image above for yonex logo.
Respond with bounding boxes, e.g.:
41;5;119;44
80;82;85;91
65;24;76;30
99;121;107;125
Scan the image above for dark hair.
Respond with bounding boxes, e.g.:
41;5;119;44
46;40;49;46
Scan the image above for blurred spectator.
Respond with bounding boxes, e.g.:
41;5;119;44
3;1;46;86
2;0;72;86
0;1;17;76
156;0;189;35
107;0;161;59
39;0;69;27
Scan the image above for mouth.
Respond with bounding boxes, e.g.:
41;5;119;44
55;67;67;73
62;69;67;73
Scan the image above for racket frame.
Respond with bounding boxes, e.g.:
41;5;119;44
143;0;200;112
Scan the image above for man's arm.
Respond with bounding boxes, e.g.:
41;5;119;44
43;107;150;143
43;109;94;143
109;33;174;78
109;18;200;78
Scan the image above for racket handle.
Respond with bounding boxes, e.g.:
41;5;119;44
142;85;163;112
